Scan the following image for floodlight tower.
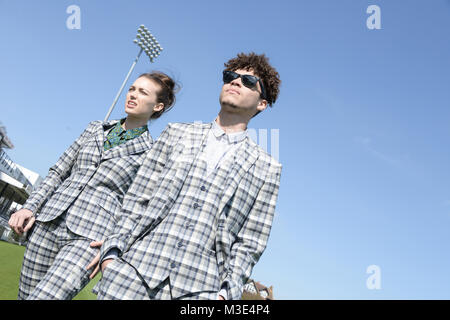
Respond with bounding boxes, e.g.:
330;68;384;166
104;25;163;121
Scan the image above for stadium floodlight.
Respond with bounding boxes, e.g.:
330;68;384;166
104;24;164;121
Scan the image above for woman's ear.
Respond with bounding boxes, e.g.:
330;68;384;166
153;102;165;113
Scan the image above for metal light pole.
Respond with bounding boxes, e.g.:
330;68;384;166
104;24;163;121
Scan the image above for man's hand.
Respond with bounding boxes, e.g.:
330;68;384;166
8;209;35;235
86;241;113;279
101;259;113;272
218;295;225;300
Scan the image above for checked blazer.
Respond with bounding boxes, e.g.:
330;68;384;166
22;120;153;242
100;121;282;299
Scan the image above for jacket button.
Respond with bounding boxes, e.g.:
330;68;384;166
201;186;206;191
177;241;183;248
78;186;83;191
170;262;177;269
193;203;200;209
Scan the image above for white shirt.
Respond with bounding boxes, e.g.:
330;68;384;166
200;119;248;176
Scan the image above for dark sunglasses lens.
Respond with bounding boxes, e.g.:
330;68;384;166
242;75;258;88
223;71;238;83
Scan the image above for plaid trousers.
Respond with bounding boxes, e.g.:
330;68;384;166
18;212;98;300
95;258;218;300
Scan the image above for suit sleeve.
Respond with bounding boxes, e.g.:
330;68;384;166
222;163;282;300
100;124;173;262
21;122;96;216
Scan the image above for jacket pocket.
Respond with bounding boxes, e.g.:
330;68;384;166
97;193;121;223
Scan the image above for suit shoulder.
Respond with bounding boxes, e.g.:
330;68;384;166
86;120;103;131
88;120;103;126
166;122;189;130
167;121;209;129
80;120;102;135
166;121;209;135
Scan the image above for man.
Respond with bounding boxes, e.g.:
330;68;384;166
89;52;282;300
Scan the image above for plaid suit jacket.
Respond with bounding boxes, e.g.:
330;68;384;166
22;120;153;241
100;122;282;299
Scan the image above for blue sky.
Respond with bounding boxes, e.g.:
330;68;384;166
1;0;450;299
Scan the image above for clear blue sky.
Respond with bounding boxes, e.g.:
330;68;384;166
1;0;450;299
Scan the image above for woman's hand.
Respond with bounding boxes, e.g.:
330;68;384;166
8;209;35;235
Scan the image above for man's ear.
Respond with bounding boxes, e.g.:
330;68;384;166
252;99;268;118
256;99;268;113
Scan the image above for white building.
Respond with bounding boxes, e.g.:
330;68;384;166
0;123;42;245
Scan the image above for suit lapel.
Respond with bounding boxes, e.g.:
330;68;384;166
94;120;117;154
217;137;259;215
151;122;210;225
195;122;211;156
189;121;210;154
171;122;210;176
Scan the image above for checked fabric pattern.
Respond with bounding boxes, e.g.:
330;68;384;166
22;120;153;241
99;122;282;300
19;120;153;299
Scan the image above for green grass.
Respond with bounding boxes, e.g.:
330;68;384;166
0;240;100;300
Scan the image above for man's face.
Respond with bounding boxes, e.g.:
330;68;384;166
219;68;267;116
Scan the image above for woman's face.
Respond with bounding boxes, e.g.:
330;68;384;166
125;77;164;120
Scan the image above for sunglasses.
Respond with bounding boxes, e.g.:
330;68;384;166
222;70;266;99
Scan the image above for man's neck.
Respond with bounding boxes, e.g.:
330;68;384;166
123;116;148;130
215;111;249;134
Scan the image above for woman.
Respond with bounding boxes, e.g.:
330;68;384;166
9;71;179;300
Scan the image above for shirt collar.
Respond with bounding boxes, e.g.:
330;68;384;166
211;119;248;144
117;118;148;137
